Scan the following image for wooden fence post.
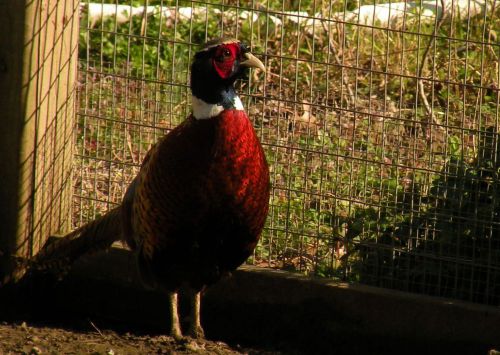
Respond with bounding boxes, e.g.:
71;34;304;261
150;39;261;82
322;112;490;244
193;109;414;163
0;0;79;281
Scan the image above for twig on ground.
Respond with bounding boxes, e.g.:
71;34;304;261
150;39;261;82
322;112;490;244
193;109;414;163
126;128;137;164
417;0;447;137
88;319;105;338
321;21;356;107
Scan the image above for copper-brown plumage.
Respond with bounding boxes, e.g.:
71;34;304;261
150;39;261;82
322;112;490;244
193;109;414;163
124;110;269;293
5;39;269;339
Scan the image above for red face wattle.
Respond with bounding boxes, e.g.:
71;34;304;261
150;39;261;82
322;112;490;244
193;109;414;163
212;43;241;79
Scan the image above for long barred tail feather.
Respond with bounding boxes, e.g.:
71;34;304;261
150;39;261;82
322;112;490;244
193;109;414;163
0;206;123;286
33;206;124;271
0;253;34;286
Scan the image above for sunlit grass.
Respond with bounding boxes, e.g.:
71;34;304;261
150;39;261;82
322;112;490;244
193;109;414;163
76;0;500;304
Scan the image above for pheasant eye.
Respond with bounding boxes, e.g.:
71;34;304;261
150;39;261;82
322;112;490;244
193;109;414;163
212;43;239;79
215;48;232;62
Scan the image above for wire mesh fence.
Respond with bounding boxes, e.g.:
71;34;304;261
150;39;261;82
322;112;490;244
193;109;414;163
76;0;500;305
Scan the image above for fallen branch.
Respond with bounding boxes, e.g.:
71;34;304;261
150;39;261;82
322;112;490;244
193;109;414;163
321;21;356;107
417;0;448;137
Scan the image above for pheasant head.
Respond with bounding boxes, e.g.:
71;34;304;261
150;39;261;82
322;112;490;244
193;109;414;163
190;38;265;119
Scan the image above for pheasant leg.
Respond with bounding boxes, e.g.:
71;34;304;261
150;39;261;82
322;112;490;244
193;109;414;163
188;290;205;339
168;291;183;339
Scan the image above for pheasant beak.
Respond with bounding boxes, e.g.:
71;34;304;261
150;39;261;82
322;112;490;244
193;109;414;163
240;52;265;72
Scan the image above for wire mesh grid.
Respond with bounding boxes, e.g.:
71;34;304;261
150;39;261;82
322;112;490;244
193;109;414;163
76;0;500;305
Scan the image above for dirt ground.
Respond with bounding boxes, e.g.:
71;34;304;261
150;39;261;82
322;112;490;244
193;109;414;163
1;259;498;355
0;321;265;355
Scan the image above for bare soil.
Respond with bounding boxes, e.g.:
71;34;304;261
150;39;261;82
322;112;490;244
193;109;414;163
0;321;258;355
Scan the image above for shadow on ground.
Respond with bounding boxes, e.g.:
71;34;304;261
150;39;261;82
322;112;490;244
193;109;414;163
0;248;498;355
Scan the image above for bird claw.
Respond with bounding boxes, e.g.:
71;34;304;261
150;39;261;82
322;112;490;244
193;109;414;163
188;325;205;340
170;328;184;342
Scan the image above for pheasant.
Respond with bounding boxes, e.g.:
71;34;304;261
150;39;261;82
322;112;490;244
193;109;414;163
5;38;270;339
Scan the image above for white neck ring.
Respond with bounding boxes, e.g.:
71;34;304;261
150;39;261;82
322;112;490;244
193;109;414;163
192;95;244;120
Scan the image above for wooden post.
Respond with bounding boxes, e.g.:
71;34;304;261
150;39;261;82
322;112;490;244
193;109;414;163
0;0;78;281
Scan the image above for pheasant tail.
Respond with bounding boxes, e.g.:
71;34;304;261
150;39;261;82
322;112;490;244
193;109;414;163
1;206;123;285
34;206;123;270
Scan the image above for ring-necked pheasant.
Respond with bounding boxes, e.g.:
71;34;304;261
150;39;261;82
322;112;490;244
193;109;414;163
6;38;270;339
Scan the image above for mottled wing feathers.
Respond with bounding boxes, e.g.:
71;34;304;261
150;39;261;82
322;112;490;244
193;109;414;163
127;118;215;257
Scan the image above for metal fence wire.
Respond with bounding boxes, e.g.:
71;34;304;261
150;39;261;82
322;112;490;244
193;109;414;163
76;0;500;305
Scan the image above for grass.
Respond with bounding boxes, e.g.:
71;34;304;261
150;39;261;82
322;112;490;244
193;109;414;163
76;0;500;304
